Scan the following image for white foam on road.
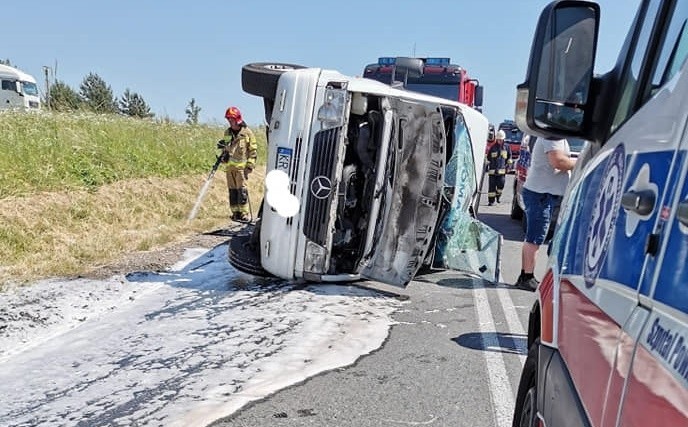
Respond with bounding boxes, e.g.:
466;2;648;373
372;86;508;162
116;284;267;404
0;245;401;427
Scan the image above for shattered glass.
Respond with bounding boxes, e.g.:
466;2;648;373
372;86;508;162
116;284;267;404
433;116;501;282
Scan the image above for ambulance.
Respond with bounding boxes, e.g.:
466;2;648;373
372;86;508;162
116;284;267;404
512;1;688;426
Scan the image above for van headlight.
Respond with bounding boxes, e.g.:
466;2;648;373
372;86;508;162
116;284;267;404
304;241;328;274
317;88;346;130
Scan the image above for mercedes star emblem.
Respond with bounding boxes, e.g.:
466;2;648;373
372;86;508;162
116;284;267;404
310;176;332;199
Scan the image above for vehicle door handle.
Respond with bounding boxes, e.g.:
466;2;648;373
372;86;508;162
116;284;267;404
621;190;655;216
678;201;688;227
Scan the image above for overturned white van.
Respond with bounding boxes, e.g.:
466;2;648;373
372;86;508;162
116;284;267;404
0;64;41;111
229;63;501;287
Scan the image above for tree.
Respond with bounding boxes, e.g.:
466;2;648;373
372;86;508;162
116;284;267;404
50;80;81;111
79;72;118;114
185;98;201;125
119;88;154;118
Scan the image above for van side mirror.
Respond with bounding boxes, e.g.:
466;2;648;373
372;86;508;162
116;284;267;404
515;0;600;140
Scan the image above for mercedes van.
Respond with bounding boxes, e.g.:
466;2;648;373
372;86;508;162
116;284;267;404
229;63;501;287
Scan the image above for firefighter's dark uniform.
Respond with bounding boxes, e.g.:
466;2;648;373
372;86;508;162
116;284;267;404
220;123;257;220
486;141;512;205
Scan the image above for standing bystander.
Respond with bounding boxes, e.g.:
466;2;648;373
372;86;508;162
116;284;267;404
485;130;512;206
217;106;258;222
514;137;577;290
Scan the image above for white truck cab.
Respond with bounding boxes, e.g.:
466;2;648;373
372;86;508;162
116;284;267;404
229;63;501;288
0;64;41;111
513;1;688;426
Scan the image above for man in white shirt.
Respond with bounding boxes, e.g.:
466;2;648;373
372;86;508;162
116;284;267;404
515;137;577;291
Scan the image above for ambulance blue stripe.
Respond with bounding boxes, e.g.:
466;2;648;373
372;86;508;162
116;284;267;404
557;149;686;315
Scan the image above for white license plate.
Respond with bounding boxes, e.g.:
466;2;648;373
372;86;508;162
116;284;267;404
276;147;293;172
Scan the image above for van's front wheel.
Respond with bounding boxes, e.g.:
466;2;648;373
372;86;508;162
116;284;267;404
228;225;273;278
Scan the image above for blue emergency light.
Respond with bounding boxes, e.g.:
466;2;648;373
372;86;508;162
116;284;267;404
425;58;451;65
377;57;396;65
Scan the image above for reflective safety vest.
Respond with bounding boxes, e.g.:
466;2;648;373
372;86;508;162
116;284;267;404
486;142;512;175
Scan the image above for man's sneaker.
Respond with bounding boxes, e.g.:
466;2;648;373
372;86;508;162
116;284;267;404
514;275;539;291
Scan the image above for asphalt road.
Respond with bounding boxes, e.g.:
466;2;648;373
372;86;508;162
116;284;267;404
209;174;547;427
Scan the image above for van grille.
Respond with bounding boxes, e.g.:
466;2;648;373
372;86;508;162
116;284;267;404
303;127;340;245
287;133;303;227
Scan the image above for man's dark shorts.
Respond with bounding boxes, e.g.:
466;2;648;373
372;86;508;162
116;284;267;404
522;187;561;245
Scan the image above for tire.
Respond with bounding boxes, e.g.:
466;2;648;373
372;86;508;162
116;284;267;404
241;62;306;99
511;193;524;220
511;178;523;220
228;230;274;278
513;339;539;427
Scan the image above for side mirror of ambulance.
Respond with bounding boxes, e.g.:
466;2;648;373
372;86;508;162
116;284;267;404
515;1;600;142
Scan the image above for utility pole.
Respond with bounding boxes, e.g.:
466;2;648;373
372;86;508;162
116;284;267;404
42;66;51;110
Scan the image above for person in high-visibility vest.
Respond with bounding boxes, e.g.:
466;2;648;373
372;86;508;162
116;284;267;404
485;130;512;206
217;106;257;222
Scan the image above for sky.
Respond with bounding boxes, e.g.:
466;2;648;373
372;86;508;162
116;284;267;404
4;0;640;127
0;244;401;426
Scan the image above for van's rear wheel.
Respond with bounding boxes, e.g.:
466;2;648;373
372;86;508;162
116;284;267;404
241;63;306;99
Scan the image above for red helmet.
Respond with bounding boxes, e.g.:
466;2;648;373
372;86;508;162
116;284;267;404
225;106;242;122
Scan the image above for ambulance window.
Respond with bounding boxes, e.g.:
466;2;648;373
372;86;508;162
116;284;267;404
611;0;662;134
649;0;688;96
1;80;14;91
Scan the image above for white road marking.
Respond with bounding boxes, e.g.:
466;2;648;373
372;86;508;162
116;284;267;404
473;284;517;427
497;288;528;365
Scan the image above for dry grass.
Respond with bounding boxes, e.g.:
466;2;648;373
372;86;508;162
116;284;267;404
0;166;266;288
0;110;269;289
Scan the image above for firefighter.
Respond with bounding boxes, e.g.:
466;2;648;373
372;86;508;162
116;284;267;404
485;130;512;206
218;106;257;222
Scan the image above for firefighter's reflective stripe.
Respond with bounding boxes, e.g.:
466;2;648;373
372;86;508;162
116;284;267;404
227;160;249;168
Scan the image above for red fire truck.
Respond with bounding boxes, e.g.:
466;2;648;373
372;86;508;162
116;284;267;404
362;57;484;111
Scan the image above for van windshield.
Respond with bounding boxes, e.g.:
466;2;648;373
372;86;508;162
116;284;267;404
22;81;39;96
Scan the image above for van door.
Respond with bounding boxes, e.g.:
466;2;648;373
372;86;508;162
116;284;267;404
618;115;688;427
360;99;445;287
433;112;501;282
